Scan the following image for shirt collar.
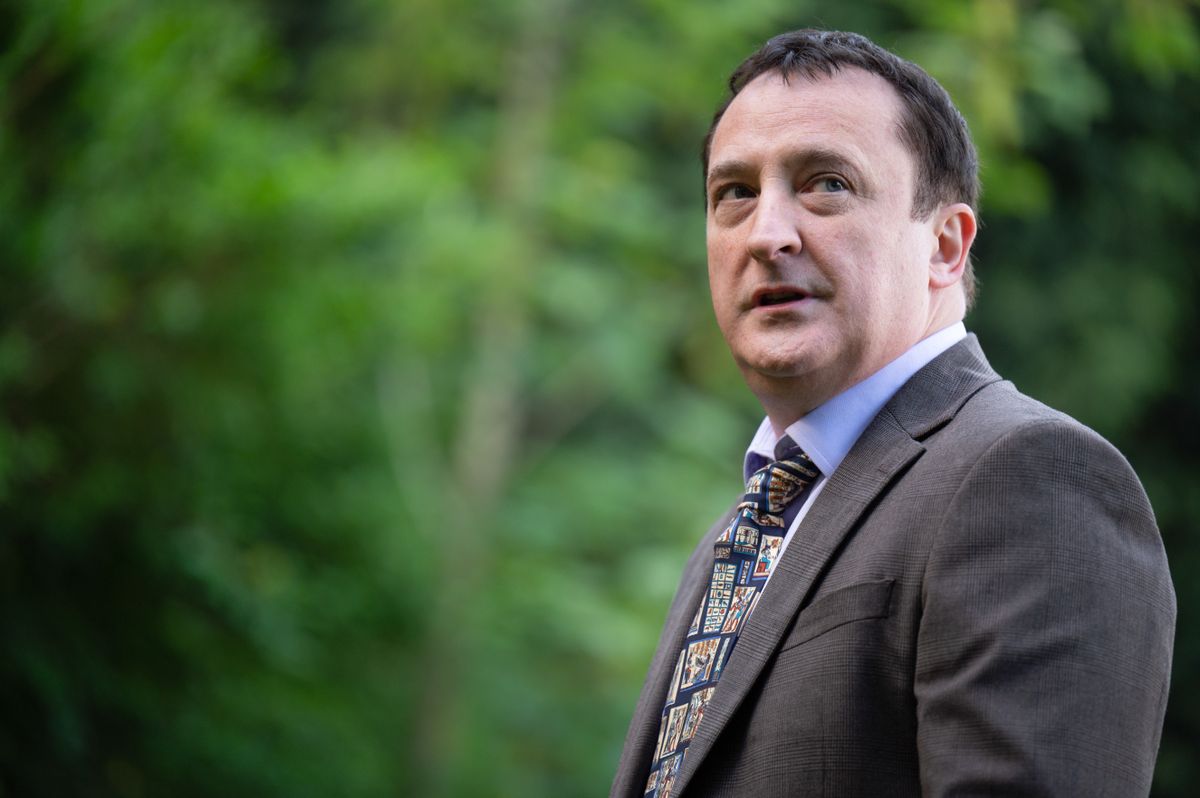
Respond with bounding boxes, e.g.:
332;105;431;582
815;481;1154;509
744;322;967;481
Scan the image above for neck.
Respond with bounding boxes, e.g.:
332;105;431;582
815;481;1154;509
749;368;850;436
753;307;966;435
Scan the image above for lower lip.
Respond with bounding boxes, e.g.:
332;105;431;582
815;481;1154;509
754;297;813;312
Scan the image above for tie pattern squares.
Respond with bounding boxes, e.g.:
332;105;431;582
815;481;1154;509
644;450;820;797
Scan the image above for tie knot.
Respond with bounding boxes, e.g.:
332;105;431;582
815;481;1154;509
743;451;821;516
773;434;803;461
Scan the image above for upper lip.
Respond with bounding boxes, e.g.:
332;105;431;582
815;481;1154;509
750;284;813;308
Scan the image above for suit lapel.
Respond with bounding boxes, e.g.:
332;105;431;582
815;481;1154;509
670;335;1002;796
610;509;736;798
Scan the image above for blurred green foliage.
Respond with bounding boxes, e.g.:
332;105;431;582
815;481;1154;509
1;0;1197;795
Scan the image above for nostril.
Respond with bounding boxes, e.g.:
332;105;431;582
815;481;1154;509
747;211;802;262
748;233;802;262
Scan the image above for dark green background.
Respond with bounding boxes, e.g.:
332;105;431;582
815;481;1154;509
2;0;1196;794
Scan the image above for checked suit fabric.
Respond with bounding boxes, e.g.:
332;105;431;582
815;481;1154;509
644;441;820;797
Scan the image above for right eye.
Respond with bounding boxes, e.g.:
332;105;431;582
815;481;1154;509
715;184;756;203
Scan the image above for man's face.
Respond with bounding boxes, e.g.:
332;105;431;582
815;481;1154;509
706;68;943;415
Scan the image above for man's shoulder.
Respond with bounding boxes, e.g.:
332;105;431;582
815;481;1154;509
950;377;1090;442
896;336;1123;453
948;371;1118;455
894;337;1148;498
929;377;1154;516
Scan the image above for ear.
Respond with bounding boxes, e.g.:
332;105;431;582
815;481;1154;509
928;203;977;289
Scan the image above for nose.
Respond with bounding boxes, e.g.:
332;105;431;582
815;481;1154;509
746;187;801;263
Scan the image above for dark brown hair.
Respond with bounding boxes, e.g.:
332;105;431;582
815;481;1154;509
703;30;980;302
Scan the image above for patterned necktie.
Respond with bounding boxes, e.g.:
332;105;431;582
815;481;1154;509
643;443;820;798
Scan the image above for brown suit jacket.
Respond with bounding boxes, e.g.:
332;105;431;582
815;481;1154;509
611;336;1175;797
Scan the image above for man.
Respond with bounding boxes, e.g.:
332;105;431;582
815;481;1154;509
612;29;1175;798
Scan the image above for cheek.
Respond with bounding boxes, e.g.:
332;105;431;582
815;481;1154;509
824;223;912;299
706;242;740;298
810;229;869;305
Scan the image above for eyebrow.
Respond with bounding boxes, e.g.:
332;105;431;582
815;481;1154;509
706;159;755;188
706;148;867;190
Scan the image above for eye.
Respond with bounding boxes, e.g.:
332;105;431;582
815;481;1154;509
809;176;849;193
715;184;757;203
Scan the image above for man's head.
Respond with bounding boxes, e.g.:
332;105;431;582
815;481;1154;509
703;30;980;298
704;30;979;429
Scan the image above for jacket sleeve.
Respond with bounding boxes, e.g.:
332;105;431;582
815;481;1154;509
914;419;1175;796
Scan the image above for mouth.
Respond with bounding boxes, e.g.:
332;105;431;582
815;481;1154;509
752;286;812;309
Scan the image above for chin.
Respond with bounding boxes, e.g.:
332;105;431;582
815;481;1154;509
726;318;829;372
736;345;821;381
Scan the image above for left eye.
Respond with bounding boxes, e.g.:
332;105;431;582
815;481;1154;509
811;177;848;192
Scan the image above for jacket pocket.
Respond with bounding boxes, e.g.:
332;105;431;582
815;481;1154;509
778;578;895;651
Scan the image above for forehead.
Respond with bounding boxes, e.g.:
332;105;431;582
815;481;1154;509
708;67;913;182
